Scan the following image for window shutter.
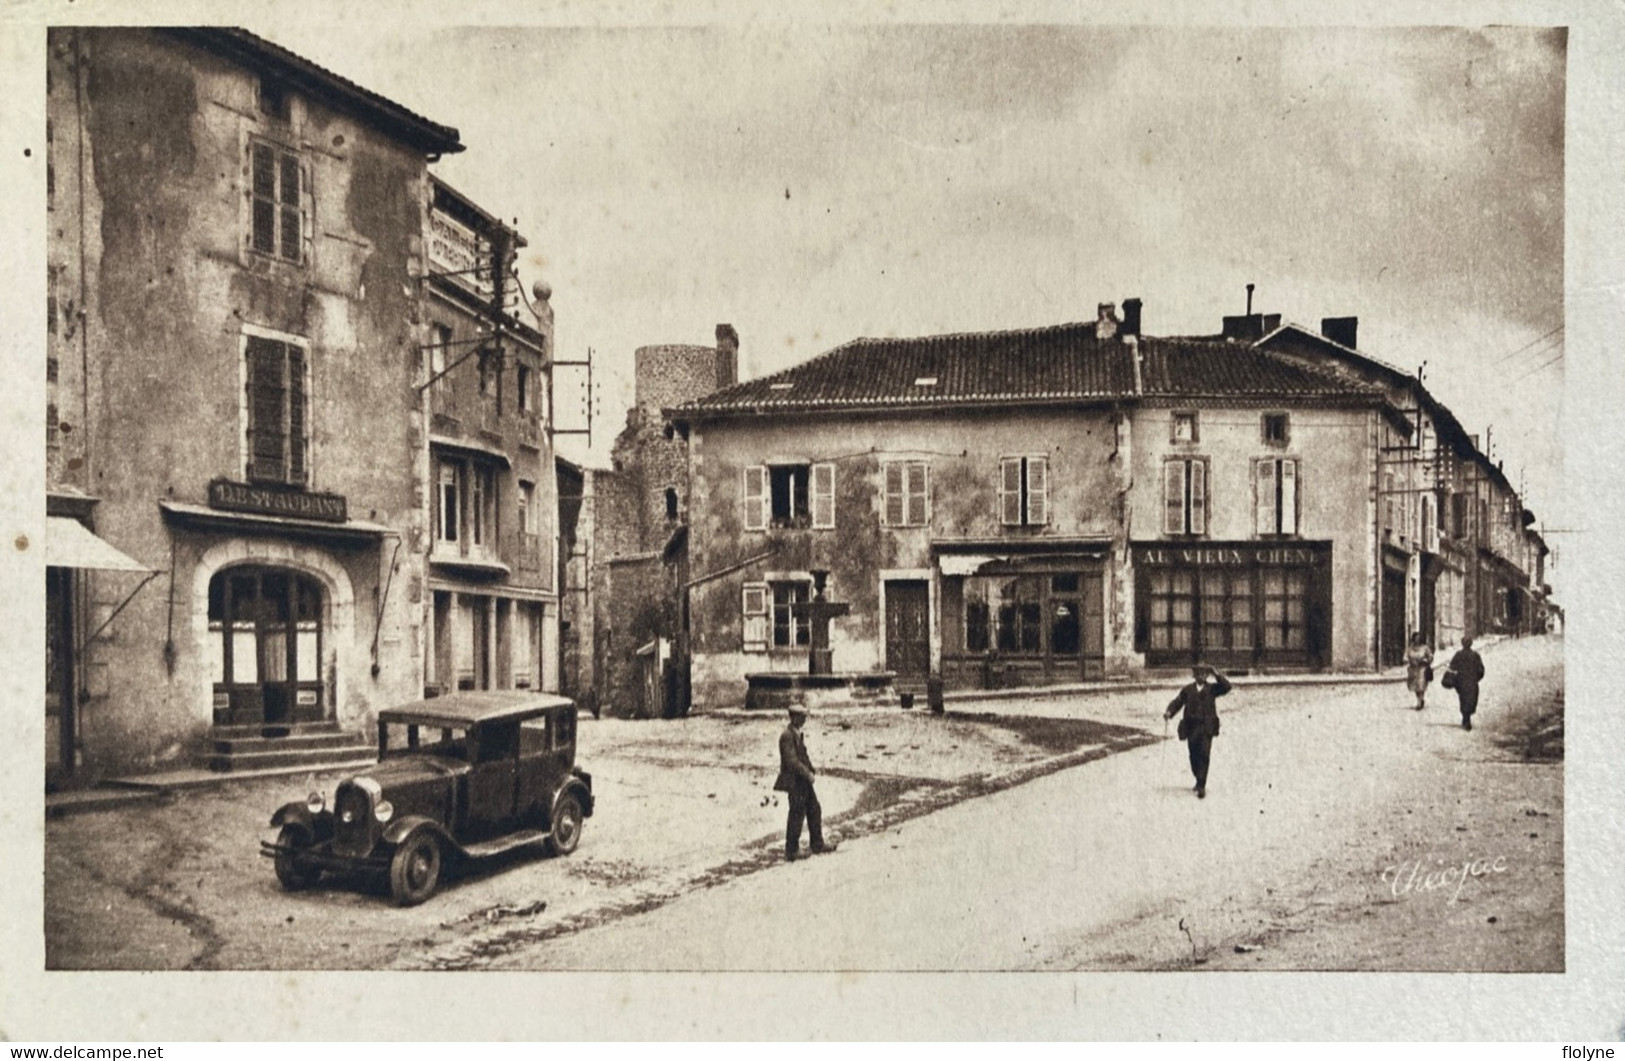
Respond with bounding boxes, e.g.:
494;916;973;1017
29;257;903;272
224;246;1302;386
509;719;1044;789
1189;460;1207;535
246;337;287;482
906;463;929;526
1279;459;1297;534
1256;458;1277;535
1164;461;1186;535
742;466;767;531
279;153;301;261
287;345;307;484
811;463;836;529
1026;456;1049;525
742;582;768;651
884;463;904;526
1001;458;1023;526
250;144;276;253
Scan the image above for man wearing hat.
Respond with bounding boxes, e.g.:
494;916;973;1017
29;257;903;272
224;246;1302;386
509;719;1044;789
774;705;837;861
1164;663;1232;799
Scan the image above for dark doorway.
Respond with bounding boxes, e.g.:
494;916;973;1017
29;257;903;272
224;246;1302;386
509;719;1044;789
1380;566;1407;668
885;580;931;682
46;567;74;780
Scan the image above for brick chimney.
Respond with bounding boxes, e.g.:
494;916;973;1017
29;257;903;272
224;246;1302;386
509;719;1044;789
1121;298;1143;338
715;323;739;389
1321;316;1358;349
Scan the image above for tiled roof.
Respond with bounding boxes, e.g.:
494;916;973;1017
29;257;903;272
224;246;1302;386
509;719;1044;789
670;324;1382;418
161;28;464;155
1138;337;1386;398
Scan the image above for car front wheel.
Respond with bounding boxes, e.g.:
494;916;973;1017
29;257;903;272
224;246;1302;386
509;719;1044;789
274;824;322;891
388;832;442;906
547;793;583;857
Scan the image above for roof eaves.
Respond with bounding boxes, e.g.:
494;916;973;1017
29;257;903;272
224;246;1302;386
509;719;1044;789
163;27;464;155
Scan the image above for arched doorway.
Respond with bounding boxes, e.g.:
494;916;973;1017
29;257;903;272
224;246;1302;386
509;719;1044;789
209;566;326;728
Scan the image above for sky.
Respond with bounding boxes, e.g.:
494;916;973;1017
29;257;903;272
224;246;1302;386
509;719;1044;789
255;20;1567;572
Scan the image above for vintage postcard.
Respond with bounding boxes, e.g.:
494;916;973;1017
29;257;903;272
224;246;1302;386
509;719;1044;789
2;0;1621;1042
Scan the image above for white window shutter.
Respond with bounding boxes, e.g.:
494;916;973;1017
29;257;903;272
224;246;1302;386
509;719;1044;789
743;466;767;531
1256;458;1277;535
1190;460;1207;535
1001;458;1023;526
1026;456;1049;525
1280;459;1298;534
811;462;836;529
1164;461;1186;535
907;463;929;526
742;582;768;651
884;463;904;526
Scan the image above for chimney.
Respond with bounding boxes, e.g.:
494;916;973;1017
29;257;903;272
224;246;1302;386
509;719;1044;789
1321;316;1358;349
1121;298;1142;338
715;323;739;389
1095;302;1119;340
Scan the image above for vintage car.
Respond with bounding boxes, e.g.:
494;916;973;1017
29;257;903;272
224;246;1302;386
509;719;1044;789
260;691;593;905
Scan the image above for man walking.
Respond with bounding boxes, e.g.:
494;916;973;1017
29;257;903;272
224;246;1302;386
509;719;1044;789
774;706;837;861
1164;664;1231;799
1447;635;1487;731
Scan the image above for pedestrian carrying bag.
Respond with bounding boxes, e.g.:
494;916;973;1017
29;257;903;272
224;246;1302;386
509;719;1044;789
1425;664;1434;683
1441;668;1458;690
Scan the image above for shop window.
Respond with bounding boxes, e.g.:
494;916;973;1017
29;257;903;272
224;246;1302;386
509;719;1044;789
1261;569;1308;650
1147;569;1195;652
993;576;1044;653
884;461;929;526
1262;413;1290;446
1171;411;1199;444
1254;458;1299;536
248;140;304;264
999;456;1049;527
245;335;309;486
742;463;835;530
1163;458;1207;536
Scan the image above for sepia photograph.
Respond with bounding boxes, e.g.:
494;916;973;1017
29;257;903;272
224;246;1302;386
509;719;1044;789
7;0;1623;1042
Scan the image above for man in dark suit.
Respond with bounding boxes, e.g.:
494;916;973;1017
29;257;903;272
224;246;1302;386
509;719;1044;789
1448;635;1487;731
1164;663;1232;799
774;706;837;861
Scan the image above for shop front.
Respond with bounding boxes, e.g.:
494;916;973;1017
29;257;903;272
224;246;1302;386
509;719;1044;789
1132;541;1332;672
938;545;1108;690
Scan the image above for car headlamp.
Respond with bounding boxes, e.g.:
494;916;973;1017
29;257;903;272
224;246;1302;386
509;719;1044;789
374;800;394;824
306;791;325;814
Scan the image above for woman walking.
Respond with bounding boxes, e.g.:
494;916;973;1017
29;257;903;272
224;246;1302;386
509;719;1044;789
1404;631;1435;710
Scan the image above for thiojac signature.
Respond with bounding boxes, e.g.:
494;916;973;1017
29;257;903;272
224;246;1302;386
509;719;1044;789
1380;855;1508;902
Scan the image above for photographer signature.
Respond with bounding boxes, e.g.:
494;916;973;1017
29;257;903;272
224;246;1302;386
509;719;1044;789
1381;855;1508;902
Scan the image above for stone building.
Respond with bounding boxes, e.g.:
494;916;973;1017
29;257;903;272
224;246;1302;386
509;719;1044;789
587;325;738;717
665;299;1551;709
421;175;559;701
42;28;562;783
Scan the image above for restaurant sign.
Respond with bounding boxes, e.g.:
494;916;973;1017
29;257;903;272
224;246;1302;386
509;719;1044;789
208;480;348;523
427;207;492;299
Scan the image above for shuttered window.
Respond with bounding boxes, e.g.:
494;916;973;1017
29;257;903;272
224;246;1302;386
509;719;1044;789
250;142;304;263
883;461;929;527
811;463;836;529
1164;458;1207;536
742;466;768;531
1255;458;1299;536
742;582;768;651
1000;456;1050;526
245;337;308;485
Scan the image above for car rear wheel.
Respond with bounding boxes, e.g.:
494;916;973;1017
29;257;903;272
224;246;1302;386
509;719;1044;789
547;793;583;857
389;831;442;906
274;825;322;891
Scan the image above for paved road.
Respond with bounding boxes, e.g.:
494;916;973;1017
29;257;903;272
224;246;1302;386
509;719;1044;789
488;636;1562;970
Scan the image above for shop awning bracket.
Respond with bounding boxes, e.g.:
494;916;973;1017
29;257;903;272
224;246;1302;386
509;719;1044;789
84;569;163;648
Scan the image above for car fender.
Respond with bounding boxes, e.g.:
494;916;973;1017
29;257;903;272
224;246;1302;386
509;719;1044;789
270;803;333;841
557;776;593;819
380;815;462;857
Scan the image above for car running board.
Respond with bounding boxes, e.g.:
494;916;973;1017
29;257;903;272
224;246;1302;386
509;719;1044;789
459;828;553;860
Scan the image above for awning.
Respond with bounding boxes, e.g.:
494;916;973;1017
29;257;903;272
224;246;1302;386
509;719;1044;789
939;554;1003;577
45;517;155;571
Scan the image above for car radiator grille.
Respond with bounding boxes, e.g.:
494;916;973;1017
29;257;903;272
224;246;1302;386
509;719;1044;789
332;783;376;858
